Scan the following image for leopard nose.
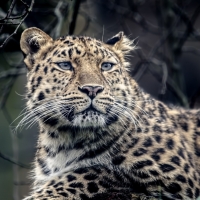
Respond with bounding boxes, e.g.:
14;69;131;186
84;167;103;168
78;85;104;98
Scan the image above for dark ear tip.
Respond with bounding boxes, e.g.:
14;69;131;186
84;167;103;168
118;31;124;37
106;31;124;45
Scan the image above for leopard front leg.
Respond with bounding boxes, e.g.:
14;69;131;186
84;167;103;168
24;166;133;200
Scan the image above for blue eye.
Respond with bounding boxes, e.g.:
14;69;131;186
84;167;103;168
101;62;114;71
57;62;73;70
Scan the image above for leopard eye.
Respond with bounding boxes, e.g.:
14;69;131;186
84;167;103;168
57;62;73;70
101;62;114;71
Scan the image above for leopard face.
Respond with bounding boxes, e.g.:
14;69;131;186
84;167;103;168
20;28;135;130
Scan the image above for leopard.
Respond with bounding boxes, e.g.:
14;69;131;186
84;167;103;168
19;27;200;200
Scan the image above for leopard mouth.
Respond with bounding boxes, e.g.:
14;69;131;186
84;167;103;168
61;105;102;122
79;106;102;115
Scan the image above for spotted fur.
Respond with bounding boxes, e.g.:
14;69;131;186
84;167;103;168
20;27;200;200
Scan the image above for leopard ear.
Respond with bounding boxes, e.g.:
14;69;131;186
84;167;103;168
106;32;124;46
106;32;134;53
20;27;53;55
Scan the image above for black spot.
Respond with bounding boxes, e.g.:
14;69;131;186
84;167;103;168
87;182;99;193
61;50;66;56
37;76;42;87
35;64;40;72
27;94;32;98
48;180;55;186
67;175;76;182
153;135;161;143
69;182;84;188
79;134;120;160
194;132;200;157
164;183;182;194
133;148;147;156
127;137;139;148
188;178;194;188
177;148;185;159
53;50;58;56
133;160;153;170
84;173;98;181
38;92;45;101
56;187;63;192
136;127;142;133
74;168;89;174
91;166;102;174
48;131;58;138
42;168;50;175
96;42;101;46
112;155;126;165
51;67;56;72
58;192;68;197
53;182;64;188
37;158;46;168
67;188;76;195
43;52;48;59
79;194;89;200
58;145;66;153
149;170;159;176
135;171;150;179
45;89;50;94
46;190;52;194
54;168;58;172
184;163;190;173
143;138;153;147
195;188;200;198
151;154;160;161
74;140;84;149
166;138;174;150
99;180;110;188
43;117;58;126
154;148;165;154
153;125;162;133
158;103;167;116
151;148;165;161
44;66;48;74
186;188;193;198
180;122;188;131
159;164;175;173
176;175;186;183
171;156;180;166
58;125;68;132
68;49;73;59
197;118;200;127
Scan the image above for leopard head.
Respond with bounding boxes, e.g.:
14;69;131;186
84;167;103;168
20;27;136;130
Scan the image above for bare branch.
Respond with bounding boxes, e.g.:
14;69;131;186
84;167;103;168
0;0;17;33
0;0;35;48
0;67;26;80
0;151;30;169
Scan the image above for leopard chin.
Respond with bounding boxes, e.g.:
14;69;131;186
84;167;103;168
72;110;107;128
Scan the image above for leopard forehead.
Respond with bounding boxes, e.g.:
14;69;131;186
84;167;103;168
38;36;121;68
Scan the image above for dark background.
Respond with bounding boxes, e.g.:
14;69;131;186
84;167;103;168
1;0;200;199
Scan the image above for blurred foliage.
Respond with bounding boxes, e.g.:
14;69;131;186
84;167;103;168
1;0;200;199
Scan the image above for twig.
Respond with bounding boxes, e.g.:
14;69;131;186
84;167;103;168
52;1;64;38
0;151;30;169
0;0;17;34
172;3;200;54
0;0;35;48
68;0;81;35
0;67;26;80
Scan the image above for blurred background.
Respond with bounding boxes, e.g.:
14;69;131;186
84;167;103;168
0;0;200;199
